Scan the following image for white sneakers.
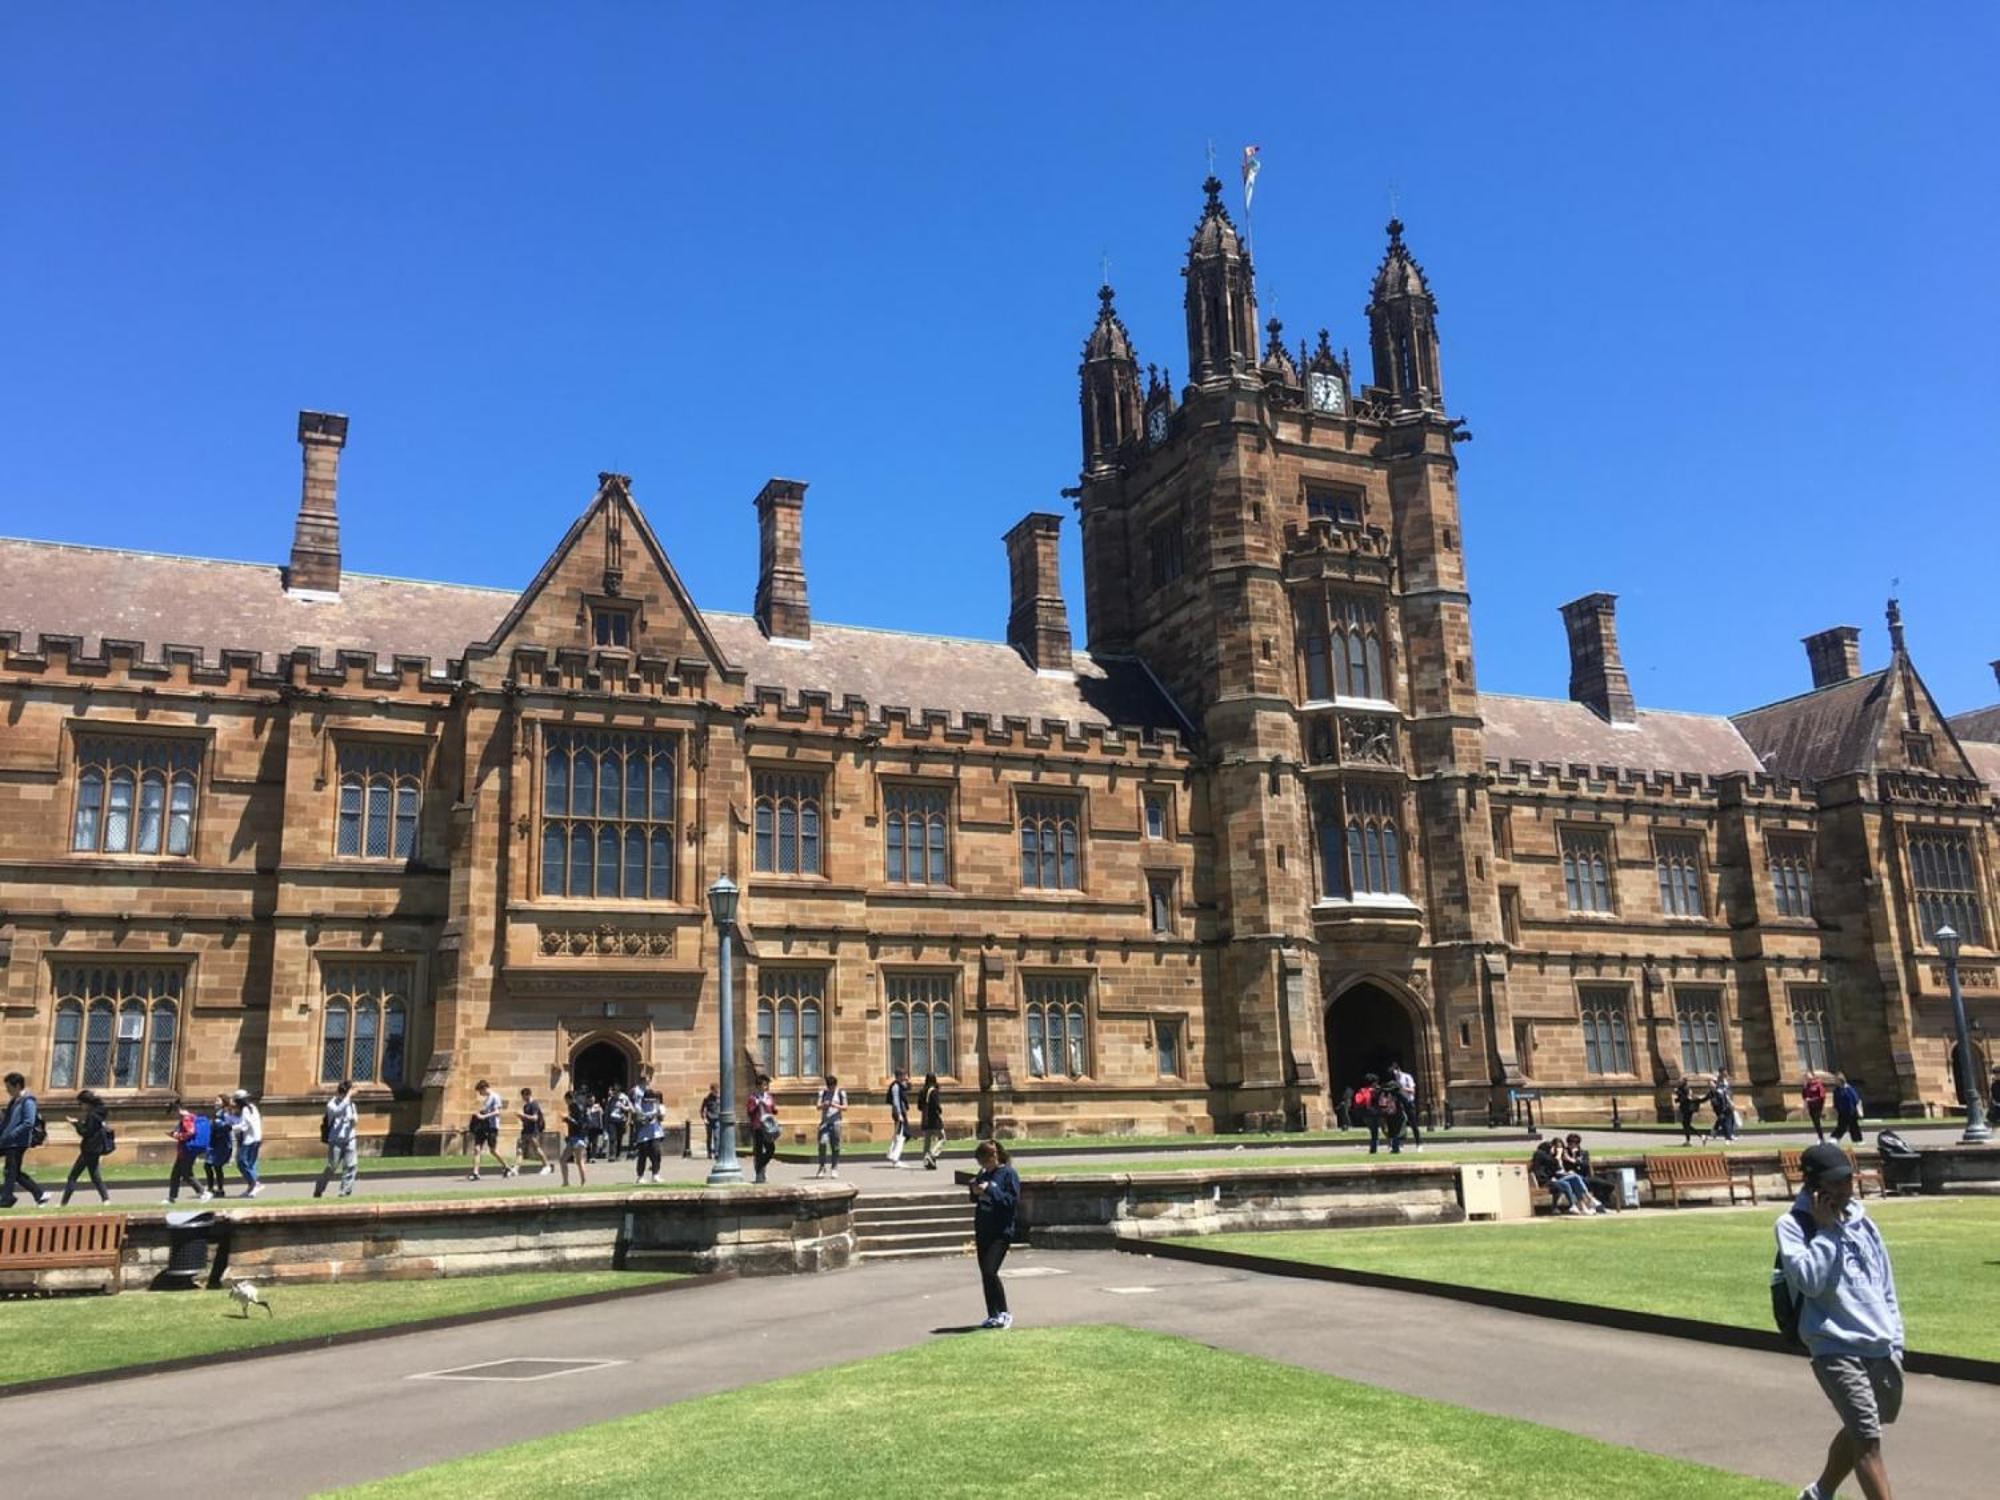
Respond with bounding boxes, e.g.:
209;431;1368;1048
979;1312;1014;1330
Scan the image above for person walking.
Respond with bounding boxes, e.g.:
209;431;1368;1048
165;1097;208;1205
0;1073;50;1209
1831;1074;1864;1144
1780;1142;1904;1500
814;1074;847;1179
607;1089;629;1161
1801;1074;1829;1142
1708;1072;1739;1142
1674;1076;1706;1146
559;1091;590;1187
632;1088;665;1184
467;1080;513;1181
313;1080;359;1198
699;1084;720;1160
1376;1085;1406;1154
918;1072;945;1170
1353;1074;1382;1154
60;1090;113;1206
513;1087;550;1175
231;1089;263;1197
884;1068;911;1168
747;1074;778;1184
203;1094;236;1200
969;1139;1021;1329
1390;1060;1421;1150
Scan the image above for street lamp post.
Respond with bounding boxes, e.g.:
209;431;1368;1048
706;876;745;1184
1935;926;1992;1145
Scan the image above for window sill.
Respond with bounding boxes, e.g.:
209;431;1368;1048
1313;894;1419;911
1298;696;1402;716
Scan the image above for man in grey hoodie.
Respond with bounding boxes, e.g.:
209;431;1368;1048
1778;1141;1903;1500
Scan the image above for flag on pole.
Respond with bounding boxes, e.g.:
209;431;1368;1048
1241;145;1262;212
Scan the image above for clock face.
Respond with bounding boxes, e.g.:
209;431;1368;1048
1308;372;1346;415
1146;404;1169;446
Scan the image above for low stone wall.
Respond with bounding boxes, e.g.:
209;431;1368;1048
103;1183;854;1290
1918;1144;2000;1195
1006;1162;1467;1248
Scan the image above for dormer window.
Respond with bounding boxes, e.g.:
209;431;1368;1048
593;606;634;649
1903;733;1933;769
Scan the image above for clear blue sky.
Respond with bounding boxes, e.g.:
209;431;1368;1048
3;6;1995;718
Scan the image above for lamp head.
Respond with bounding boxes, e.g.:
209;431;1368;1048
1936;924;1961;962
707;874;740;928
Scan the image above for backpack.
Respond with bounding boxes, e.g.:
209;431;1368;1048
188;1114;211;1152
100;1124;118;1155
885;1084;901;1108
1378;1092;1402;1122
1353;1086;1374;1113
29;1113;48;1148
1770;1206;1817;1350
320;1111;333;1144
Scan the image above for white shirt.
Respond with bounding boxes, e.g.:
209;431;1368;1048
233;1102;263;1146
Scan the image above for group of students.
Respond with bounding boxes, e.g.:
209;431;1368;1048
0;1071;267;1209
1528;1132;1620;1215
455;1079;679;1187
740;1069;949;1183
1340;1063;1422;1154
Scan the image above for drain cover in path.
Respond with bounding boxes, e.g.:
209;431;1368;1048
411;1358;625;1382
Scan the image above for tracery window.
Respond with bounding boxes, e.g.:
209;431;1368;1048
753;771;823;876
1579;986;1633;1076
1561;828;1615;914
48;965;183;1090
1297;591;1387;701
756;968;824;1078
1769;836;1815;919
1313;783;1403;898
319;965;411;1086
887;973;954;1077
1655;833;1705;918
1019;794;1082;890
71;736;201;856
1676;989;1726;1076
1024;976;1089;1079
336;742;423;859
1908;829;1985;945
884;784;950;886
540;729;677;899
1791;987;1835;1075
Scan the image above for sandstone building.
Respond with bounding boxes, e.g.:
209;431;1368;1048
3;178;1997;1150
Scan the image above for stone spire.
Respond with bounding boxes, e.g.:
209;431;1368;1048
1367;219;1444;412
1079;284;1142;474
1183;176;1258;386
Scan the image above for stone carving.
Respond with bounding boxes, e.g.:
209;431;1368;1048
1930;963;1996;991
539;925;676;959
1341;715;1398;766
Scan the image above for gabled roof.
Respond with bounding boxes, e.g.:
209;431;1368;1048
0;535;1185;735
1480;692;1763;778
1731;670;1894;782
1963;739;2000;790
1949;703;2000;744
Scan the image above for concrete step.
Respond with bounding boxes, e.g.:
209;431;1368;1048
856;1242;976;1263
854;1190;969;1210
853;1201;971;1224
855;1227;975;1253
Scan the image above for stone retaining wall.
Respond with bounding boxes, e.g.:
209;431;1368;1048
102;1184;854;1290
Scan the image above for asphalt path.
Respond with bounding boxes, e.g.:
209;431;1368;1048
0;1247;1988;1497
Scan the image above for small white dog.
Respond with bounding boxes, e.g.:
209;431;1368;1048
228;1279;274;1318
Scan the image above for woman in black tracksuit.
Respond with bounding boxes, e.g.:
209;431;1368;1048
61;1090;112;1206
969;1139;1021;1329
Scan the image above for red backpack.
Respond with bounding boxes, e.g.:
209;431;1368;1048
1352;1086;1375;1112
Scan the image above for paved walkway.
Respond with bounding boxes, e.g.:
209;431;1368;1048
2;1248;1986;1497
50;1122;1967;1210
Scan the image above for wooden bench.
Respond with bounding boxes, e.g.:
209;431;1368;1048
0;1215;127;1293
1642;1152;1757;1208
1779;1148;1884;1199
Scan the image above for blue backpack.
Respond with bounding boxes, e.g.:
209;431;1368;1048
187;1114;212;1152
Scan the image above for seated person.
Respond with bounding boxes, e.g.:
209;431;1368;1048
1530;1138;1604;1215
1562;1133;1620;1212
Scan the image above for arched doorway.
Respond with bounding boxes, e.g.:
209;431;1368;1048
571;1036;634;1100
1325;982;1419;1099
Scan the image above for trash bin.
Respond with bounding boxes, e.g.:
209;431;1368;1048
156;1211;220;1291
1875;1131;1923;1196
1612;1166;1640;1209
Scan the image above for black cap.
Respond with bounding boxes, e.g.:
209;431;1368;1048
1801;1142;1853;1184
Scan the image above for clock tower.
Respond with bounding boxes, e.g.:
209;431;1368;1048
1073;187;1510;1129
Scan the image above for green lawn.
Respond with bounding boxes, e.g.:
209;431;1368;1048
21;1152;489;1184
0;1269;680;1387
1178;1198;2000;1362
38;1175;713;1213
326;1325;1785;1499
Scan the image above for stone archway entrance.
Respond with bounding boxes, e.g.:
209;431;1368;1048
1325;982;1419;1099
570;1036;634;1100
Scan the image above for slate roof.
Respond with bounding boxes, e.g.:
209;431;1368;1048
0;537;1186;735
1479;692;1764;778
1963;739;2000;790
1949;703;2000;744
1731;671;1893;783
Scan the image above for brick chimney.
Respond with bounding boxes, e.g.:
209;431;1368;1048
287;410;348;596
1559;592;1636;725
1004;512;1073;674
753;478;810;642
1802;626;1862;689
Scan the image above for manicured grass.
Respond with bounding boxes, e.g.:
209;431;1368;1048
327;1325;1784;1499
1015;1142;1776;1175
1179;1198;2000;1363
35;1176;713;1213
19;1152;489;1184
0;1269;681;1387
